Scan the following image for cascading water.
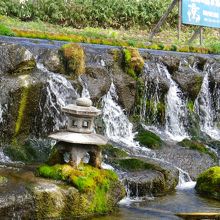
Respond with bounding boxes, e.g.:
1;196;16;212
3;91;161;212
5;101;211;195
78;77;90;98
160;65;189;141
141;63;160;124
102;83;153;156
102;83;138;146
195;72;220;140
37;63;78;133
141;63;189;141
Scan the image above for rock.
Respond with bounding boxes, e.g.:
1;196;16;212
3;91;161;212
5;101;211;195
0;165;125;219
81;66;111;103
38;49;64;73
0;43;35;76
195;166;220;200
113;70;137;113
155;143;218;180
111;157;179;197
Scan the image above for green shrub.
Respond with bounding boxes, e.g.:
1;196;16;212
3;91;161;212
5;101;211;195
0;23;14;36
0;0;177;29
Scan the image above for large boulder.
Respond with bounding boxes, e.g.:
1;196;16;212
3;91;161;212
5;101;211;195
155;141;218;180
0;165;125;219
195;166;220;200
0;43;35;76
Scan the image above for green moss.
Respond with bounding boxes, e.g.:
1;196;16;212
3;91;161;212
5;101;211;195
14;86;29;137
187;100;195;113
102;144;128;158
9;60;36;76
38;164;124;213
195;166;220;200
113;158;156;171
0;175;8;185
179;139;218;162
38;164;118;193
122;47;144;79
135;128;163;149
61;43;85;79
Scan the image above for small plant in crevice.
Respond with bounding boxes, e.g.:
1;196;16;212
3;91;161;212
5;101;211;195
122;47;144;79
60;43;85;79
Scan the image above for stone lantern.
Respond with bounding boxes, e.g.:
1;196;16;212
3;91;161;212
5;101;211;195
49;98;107;168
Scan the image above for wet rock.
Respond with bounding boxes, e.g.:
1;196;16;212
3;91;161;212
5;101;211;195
112;157;179;197
81;66;111;103
155;143;217;180
113;70;137;113
38;49;64;73
0;165;125;219
0;43;35;76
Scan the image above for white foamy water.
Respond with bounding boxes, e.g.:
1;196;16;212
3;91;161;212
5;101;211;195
37;63;78;132
157;64;189;141
176;168;195;190
102;83;139;147
102;83;153;156
0;150;12;163
195;73;220;140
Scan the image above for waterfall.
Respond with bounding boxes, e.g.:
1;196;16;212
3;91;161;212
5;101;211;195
78;77;90;98
0;104;6;124
102;83;138;146
102;83;153;155
159;64;189;141
195;73;220;140
37;63;78;133
176;168;196;190
141;63;160;124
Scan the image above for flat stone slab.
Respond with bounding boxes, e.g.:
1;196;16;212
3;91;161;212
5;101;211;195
176;212;220;219
49;132;108;145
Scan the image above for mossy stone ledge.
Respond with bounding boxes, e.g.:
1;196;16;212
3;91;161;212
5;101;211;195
195;166;220;200
178;139;218;162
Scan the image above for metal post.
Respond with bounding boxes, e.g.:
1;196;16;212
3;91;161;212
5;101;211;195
178;0;182;41
199;27;203;45
149;0;178;40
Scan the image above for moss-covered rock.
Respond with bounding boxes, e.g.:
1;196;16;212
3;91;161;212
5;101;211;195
0;44;35;76
60;43;85;79
114;157;179;197
195;166;220;200
135;127;163;149
113;158;157;171
178;139;218;162
102;144;128;158
35;163;125;217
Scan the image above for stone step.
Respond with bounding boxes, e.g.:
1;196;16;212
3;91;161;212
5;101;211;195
176;212;220;220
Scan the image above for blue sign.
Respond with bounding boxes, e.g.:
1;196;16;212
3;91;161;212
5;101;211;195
182;0;220;28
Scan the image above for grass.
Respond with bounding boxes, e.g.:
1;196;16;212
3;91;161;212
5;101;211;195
0;16;220;54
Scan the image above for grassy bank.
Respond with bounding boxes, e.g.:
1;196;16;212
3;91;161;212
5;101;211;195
0;15;219;54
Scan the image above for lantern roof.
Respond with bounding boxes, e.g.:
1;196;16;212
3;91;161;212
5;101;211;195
62;98;101;117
